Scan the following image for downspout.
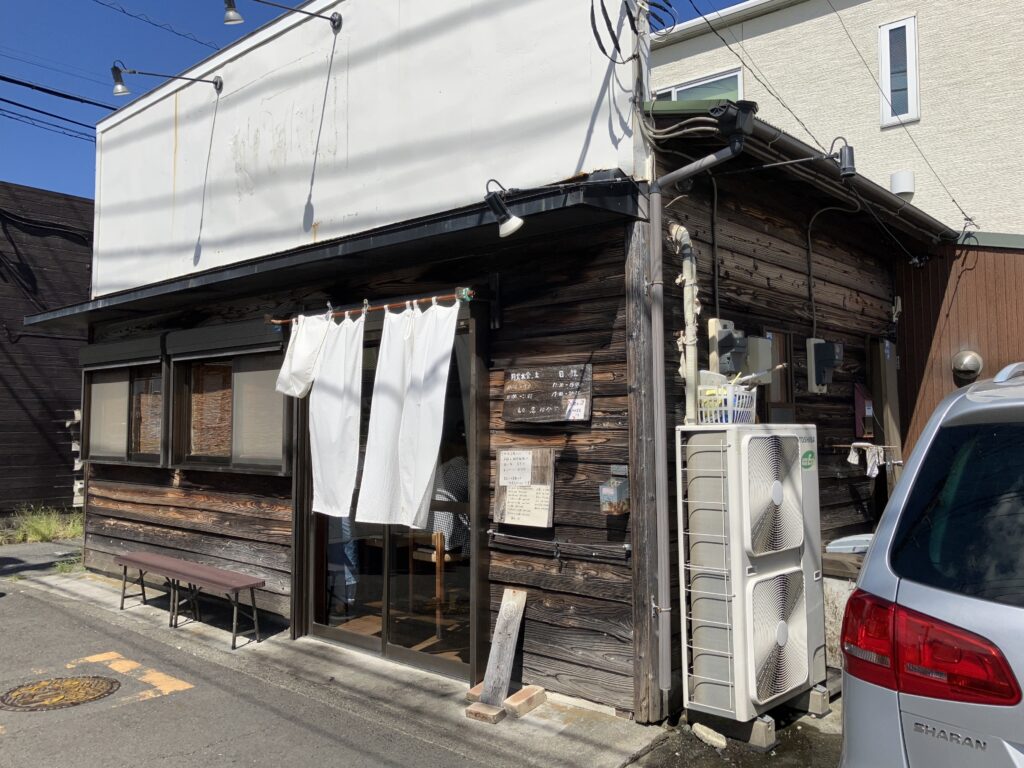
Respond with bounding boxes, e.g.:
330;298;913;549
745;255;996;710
648;104;755;693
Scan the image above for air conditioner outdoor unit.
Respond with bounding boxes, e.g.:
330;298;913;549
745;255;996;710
676;424;826;724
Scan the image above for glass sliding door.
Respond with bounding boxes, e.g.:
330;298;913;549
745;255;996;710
386;346;473;670
308;310;482;680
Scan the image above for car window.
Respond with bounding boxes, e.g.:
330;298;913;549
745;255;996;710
891;422;1024;608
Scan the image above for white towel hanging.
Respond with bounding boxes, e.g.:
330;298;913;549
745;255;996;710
309;312;364;517
276;309;332;398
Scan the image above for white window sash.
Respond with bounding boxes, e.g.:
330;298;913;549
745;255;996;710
879;17;919;127
657;68;743;101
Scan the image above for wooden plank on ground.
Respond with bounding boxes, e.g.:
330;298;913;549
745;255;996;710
479;588;527;707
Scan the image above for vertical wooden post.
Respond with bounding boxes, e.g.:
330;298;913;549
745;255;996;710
625;215;663;724
290;396;310;639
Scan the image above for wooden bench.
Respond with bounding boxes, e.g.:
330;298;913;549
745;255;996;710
114;552;264;650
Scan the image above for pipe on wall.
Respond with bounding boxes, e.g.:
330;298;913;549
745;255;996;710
648;134;746;692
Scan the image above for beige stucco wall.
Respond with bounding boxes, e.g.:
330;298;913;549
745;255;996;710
652;0;1024;234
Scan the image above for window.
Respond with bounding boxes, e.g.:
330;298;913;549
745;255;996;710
879;17;919;126
130;365;163;460
179;352;286;470
86;364;163;462
656;69;741;102
88;370;129;459
891;422;1024;608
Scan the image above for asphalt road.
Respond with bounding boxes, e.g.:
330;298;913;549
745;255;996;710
0;587;483;768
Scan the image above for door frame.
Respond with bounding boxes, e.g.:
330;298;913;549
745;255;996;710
294;296;489;683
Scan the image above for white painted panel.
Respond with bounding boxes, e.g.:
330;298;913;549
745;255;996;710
92;0;640;296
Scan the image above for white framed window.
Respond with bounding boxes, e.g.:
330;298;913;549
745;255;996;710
656;68;742;103
879;17;919;127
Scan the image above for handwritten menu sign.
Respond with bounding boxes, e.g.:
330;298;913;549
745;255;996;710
494;447;554;528
502;364;593;423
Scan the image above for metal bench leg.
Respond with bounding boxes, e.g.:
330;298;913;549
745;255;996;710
119;565;128;610
138;570;147;605
230;592;239;650
188;584;201;622
250;587;261;643
170;580;178;628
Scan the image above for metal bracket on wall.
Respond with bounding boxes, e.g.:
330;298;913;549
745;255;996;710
1;321;86;344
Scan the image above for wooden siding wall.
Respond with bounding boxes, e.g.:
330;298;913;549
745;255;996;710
84;464;294;617
86;225;637;712
896;244;1024;455
0;183;92;511
660;165;900;542
485;234;636;713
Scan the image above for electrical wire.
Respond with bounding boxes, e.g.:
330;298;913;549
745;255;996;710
88;0;220;51
0;108;95;142
0;205;92;242
823;0;975;227
0;50;108;87
710;174;720;318
590;0;639;64
849;186;921;264
806;194;862;338
0;97;95;130
0;74;116;110
683;0;826;152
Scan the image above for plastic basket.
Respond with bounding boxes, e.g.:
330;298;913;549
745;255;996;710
697;383;757;424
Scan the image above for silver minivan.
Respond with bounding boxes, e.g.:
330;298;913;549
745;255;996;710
840;363;1024;767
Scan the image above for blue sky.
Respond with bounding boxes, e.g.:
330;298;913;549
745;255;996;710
0;1;730;199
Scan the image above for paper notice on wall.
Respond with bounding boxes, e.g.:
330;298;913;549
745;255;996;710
499;450;533;486
502;484;552;527
565;397;588;421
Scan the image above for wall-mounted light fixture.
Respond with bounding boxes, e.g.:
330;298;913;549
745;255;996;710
224;0;342;32
484;180;524;238
830;137;856;178
111;60;223;97
952;349;984;385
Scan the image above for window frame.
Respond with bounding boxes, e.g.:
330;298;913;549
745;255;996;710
761;328;796;424
170;348;292;476
656;67;743;102
82;359;168;467
878;16;920;127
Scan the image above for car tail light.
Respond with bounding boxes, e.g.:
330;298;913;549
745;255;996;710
841;589;1022;706
841;589;898;689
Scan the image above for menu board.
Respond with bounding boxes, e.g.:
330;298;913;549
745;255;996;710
502;364;593;423
494;447;555;528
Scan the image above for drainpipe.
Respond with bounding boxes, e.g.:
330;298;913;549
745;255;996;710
648;103;755;694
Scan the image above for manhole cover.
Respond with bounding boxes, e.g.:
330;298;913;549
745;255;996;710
0;676;121;712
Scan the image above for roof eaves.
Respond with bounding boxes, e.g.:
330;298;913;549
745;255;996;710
648;100;958;243
651;0;808;48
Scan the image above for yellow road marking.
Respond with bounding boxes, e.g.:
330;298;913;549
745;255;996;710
138;670;192;696
108;659;141;674
64;651;193;704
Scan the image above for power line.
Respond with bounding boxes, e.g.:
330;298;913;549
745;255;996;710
88;0;220;51
684;0;826;151
0;74;116;110
0;109;95;143
823;0;975;226
0;97;95;130
0;49;108;87
0;106;94;140
849;186;920;262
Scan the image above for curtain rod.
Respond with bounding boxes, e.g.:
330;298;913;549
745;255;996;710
265;287;474;325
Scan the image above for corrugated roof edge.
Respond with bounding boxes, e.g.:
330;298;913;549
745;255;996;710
646;99;959;243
